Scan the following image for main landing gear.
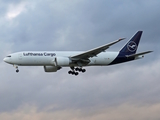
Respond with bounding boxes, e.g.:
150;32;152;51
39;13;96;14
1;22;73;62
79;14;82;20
68;67;86;76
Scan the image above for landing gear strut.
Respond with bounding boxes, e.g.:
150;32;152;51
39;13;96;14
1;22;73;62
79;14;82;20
14;65;19;73
68;67;86;76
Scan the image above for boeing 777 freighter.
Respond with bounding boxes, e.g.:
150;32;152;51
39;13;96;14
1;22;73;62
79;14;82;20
3;31;152;75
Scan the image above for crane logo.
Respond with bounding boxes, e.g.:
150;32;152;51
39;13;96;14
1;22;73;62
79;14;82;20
127;41;137;52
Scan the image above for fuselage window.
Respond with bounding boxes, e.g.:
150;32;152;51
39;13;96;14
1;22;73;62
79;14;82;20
7;55;11;57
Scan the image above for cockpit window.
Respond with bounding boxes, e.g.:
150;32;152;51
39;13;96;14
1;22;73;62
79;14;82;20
6;55;11;57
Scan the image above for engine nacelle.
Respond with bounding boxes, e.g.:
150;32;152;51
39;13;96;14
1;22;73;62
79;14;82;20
44;66;60;72
56;57;70;66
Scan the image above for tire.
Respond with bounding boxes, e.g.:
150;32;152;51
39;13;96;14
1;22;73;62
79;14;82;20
82;69;86;73
75;72;79;76
68;71;72;74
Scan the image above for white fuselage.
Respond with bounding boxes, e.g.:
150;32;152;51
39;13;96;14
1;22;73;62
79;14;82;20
4;51;119;67
3;31;151;75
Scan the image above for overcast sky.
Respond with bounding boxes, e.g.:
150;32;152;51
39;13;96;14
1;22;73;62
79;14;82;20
0;0;160;120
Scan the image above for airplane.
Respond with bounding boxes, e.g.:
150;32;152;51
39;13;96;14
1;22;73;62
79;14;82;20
3;31;152;76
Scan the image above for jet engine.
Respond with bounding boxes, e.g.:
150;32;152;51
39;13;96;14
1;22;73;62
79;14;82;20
44;57;71;72
55;57;70;66
44;66;61;72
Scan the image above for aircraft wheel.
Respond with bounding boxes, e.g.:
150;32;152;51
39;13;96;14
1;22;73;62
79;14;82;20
68;70;79;75
68;71;72;74
82;69;86;73
16;69;19;73
75;68;79;71
75;72;79;76
72;71;75;74
79;68;82;72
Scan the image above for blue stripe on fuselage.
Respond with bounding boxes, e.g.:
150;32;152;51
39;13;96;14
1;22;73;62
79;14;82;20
109;53;134;65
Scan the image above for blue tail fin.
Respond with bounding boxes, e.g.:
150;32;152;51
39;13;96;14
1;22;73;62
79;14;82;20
119;31;142;55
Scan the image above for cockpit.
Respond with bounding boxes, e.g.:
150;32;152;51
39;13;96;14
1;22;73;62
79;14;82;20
3;55;12;64
6;55;11;57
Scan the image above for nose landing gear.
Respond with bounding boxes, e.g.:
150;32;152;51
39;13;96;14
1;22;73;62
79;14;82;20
16;69;19;73
14;65;19;73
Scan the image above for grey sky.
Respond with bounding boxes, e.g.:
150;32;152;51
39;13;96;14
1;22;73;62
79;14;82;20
0;0;160;120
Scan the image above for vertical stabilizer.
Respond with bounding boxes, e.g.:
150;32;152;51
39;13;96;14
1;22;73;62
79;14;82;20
119;31;143;55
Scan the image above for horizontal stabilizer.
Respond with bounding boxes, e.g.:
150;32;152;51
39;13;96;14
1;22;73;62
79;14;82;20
126;51;153;58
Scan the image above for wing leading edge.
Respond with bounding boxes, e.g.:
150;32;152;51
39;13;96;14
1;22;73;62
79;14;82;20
71;38;125;60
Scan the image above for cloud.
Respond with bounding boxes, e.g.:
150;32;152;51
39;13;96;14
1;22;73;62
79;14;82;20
0;103;160;120
5;2;27;20
1;0;159;51
0;57;159;113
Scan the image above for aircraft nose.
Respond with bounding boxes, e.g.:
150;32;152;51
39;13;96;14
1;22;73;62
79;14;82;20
3;57;9;63
3;57;7;62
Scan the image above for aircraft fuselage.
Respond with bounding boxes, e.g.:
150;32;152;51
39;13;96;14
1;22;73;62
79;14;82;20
4;51;120;66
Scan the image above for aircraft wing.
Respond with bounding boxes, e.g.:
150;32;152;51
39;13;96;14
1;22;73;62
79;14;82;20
71;38;125;60
126;51;153;58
